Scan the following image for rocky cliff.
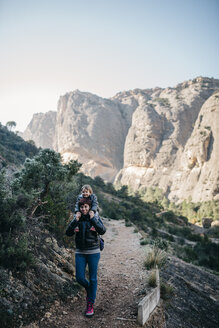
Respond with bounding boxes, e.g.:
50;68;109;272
22;77;219;201
22;111;56;149
53;90;133;181
114;77;219;201
169;91;219;202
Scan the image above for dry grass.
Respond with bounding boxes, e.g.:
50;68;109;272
160;280;175;300
148;270;157;287
144;246;167;270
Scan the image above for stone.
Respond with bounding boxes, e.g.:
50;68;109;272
212;220;219;227
44;312;52;318
202;218;213;229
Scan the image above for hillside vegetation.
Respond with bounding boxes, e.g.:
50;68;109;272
77;174;219;273
0;123;38;167
0;131;218;326
0;149;82;327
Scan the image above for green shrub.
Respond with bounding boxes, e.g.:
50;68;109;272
153;238;169;251
178;237;185;245
0;235;35;271
161;211;176;221
207;225;219;238
0;150;81;272
160;280;175;300
188;233;203;242
151;227;158;237
195;239;219;271
140;238;151;245
154;97;170;107
183;246;198;262
0;123;38;165
125;220;132;227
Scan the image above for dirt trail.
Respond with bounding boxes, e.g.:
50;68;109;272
25;219;165;328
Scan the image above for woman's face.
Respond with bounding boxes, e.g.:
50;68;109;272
80;203;90;215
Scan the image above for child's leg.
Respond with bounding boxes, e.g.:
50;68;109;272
75;253;89;294
87;253;100;304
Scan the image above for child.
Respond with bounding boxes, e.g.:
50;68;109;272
75;184;99;218
66;197;106;317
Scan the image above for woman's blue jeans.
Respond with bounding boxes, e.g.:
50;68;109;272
75;253;100;304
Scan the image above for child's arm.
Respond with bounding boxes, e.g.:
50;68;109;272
90;194;98;213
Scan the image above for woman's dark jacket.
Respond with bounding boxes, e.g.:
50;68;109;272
66;213;106;250
74;194;98;213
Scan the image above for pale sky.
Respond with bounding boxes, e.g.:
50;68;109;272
0;0;218;132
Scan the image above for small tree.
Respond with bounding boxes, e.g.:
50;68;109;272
27;139;36;147
13;148;81;203
6;121;16;131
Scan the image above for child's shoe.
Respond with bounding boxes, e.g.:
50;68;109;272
86;301;94;317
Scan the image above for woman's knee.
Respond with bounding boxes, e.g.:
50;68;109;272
76;274;86;285
89;277;97;286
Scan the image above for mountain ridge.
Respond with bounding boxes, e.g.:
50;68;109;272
21;76;219;202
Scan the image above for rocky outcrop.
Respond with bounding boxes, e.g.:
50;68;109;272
168;91;219;202
22;77;219;201
22;111;56;149
53;90;133;181
123;103;164;168
0;224;78;328
115;77;219;201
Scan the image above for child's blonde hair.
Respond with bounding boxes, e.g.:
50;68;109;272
81;184;93;194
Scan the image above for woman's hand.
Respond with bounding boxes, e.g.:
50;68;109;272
76;212;81;221
89;210;94;218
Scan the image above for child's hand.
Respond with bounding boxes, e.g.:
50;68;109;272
89;210;94;218
76;212;81;221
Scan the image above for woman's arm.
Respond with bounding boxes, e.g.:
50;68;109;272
66;213;81;236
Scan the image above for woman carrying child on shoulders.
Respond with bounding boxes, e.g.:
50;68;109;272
66;186;106;317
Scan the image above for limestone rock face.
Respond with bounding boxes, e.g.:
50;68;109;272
169;91;219;202
124;103;164;168
115;77;219;201
54;90;133;181
22;111;56;149
22;77;219;201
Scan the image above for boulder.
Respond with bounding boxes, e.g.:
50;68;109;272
202;218;213;229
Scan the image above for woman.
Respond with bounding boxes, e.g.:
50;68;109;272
66;197;106;317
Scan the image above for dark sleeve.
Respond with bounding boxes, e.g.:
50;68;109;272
91;194;98;213
74;195;82;213
90;215;106;235
66;218;79;236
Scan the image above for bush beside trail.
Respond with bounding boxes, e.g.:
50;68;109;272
0;149;82;327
